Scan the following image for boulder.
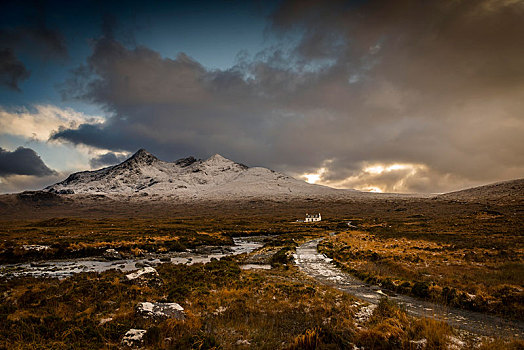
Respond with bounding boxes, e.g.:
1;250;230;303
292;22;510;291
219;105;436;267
135;261;150;268
136;302;185;320
125;267;162;286
121;329;147;348
103;248;122;261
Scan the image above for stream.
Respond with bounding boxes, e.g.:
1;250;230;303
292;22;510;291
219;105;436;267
0;236;266;279
294;238;524;338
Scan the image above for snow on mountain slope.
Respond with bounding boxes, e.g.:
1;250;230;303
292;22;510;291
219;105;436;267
437;178;524;202
46;149;347;199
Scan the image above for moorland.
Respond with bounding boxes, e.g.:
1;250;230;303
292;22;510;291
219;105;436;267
0;187;522;349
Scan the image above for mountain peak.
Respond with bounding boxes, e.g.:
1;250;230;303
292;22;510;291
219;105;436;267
206;154;230;162
132;148;154;157
203;154;248;170
126;149;158;165
44;148;343;198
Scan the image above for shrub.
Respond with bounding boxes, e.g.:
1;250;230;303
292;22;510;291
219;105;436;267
270;247;293;267
411;282;430;298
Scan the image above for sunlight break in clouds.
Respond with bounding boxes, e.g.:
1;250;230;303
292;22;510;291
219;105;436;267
363;164;418;176
0;105;104;141
303;162;431;193
302;167;327;184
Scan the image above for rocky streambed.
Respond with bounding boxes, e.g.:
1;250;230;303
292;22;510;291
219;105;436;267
295;238;524;338
0;236;266;279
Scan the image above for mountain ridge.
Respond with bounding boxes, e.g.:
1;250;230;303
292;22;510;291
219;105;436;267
43;149;523;201
45;149;345;199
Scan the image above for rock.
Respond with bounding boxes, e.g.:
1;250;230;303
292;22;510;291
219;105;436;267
447;335;465;350
103;248;122;261
121;329;147;348
22;245;50;252
135;261;149;268
353;304;377;324
136;302;185;320
175;156;197;167
125;267;162;286
408;338;427;349
159;256;171;262
213;306;227;315
99;317;113;325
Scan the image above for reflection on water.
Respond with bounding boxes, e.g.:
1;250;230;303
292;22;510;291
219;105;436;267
0;236;266;279
295;239;524;338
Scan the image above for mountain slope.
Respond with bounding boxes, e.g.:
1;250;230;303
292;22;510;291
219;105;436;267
46;149;345;199
437;178;524;202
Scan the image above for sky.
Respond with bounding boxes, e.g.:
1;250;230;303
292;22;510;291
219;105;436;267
0;0;523;194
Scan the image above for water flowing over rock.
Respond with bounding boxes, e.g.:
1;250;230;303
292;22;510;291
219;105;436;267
294;238;524;337
102;248;122;261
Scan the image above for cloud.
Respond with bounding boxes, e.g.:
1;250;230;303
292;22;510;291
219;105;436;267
0;173;65;194
0;0;68;90
0;105;104;141
0;147;56;177
302;161;477;194
89;152;127;168
0;48;30;91
52;0;524;193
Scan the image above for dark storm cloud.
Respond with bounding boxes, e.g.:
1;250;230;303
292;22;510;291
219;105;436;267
0;0;68;90
53;0;524;192
0;49;30;91
0;147;56;177
89;152;127;168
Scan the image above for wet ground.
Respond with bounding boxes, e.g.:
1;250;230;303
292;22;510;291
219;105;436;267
0;236;266;279
294;239;524;338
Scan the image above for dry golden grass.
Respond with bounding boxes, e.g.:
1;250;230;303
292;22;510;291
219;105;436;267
0;194;521;348
320;230;523;318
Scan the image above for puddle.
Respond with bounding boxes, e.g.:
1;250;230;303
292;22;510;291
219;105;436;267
0;236;266;279
295;239;524;338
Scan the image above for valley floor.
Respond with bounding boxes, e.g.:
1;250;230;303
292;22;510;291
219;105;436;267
0;194;522;348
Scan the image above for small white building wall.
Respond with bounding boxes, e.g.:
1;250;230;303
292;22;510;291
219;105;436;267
305;213;321;222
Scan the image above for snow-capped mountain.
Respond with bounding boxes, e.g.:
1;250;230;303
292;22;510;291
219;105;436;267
45;149;345;199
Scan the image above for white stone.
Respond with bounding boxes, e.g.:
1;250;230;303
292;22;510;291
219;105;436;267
125;267;158;280
99;317;113;325
121;329;147;348
22;245;50;251
136;302;185;320
353;304;377;324
409;338;427;349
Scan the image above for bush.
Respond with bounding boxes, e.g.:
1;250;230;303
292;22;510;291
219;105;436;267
270;247;293;267
411;282;430;298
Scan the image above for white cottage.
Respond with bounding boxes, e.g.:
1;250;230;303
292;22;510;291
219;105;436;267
305;213;321;222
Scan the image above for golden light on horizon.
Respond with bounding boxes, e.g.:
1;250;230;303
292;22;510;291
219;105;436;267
303;173;321;183
302;167;327;184
302;162;428;193
361;186;383;193
364;163;414;175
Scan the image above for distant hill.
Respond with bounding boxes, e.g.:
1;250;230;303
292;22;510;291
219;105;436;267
45;149;351;200
437;178;524;202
